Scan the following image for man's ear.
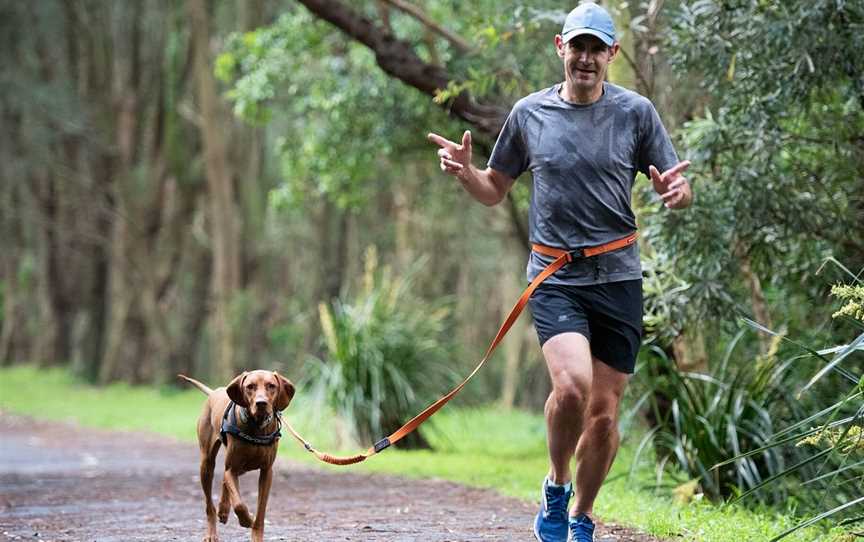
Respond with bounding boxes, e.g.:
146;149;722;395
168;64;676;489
555;34;566;59
226;372;249;407
608;42;620;62
273;372;295;412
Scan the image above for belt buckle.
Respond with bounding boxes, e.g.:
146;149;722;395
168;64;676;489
568;248;585;261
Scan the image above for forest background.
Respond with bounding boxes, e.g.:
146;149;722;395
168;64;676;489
1;0;862;539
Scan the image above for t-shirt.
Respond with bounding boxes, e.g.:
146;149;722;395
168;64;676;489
488;82;679;285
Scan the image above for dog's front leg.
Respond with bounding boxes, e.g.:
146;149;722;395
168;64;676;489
222;468;254;528
251;466;273;542
200;444;220;541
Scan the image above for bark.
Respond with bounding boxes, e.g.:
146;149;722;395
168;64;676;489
734;241;773;353
32;171;74;366
393;164;417;271
189;0;242;381
624;0;664;100
0;186;23;365
169;240;212;379
498;264;525;410
0;110;26;364
671;330;708;373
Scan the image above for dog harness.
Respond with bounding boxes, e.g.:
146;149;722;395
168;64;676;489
282;232;638;464
220;401;282;446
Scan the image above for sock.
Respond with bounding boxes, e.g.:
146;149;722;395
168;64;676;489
546;477;573;494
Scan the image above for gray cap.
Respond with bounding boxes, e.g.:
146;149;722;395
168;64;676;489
561;2;616;47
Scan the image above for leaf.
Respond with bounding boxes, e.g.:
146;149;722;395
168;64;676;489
769;495;864;542
799;331;864;395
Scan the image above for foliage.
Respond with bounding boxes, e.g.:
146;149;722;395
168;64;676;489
217;9;453;212
302;247;458;448
645;0;864;324
832;284;864;323
718;267;864;541
637;331;805;502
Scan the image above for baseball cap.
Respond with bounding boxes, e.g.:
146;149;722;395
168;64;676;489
561;2;616;47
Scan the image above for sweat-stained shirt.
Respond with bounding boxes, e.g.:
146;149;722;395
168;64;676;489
488;82;679;286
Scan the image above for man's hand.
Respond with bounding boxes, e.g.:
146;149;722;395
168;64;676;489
428;130;473;179
650;160;692;209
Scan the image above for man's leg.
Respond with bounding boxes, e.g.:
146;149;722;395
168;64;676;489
533;331;593;541
571;357;629;517
541;331;593;485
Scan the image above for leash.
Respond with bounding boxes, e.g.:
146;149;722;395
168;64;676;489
282;232;638;465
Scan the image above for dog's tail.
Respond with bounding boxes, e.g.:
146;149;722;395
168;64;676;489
177;374;213;396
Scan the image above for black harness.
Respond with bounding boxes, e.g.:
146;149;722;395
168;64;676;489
220;401;282;446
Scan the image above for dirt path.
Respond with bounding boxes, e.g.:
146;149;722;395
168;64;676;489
0;413;664;541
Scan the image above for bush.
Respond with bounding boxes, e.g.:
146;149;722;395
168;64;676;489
303;247;458;449
638;263;864;540
637;331;803;502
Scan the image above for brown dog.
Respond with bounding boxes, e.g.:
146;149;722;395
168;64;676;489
179;370;295;542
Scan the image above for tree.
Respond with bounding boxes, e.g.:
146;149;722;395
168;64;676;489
645;0;864;331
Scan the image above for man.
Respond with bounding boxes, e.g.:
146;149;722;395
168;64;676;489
427;3;691;541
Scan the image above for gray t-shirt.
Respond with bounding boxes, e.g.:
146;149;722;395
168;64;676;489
488;82;679;285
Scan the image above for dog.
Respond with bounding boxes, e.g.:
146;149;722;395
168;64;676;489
179;370;295;542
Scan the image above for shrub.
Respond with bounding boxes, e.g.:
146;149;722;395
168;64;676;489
303;247;458;449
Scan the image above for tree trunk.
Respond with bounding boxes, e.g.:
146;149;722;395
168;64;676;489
735;241;773;352
498;263;530;410
189;0;242;381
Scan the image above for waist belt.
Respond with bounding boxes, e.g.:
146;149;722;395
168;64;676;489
282;232;638;465
531;232;638;261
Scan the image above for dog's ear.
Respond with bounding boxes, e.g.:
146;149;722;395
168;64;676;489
226;372;249;407
273;372;295;412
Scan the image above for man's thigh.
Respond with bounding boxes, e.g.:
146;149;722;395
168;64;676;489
529;280;642;375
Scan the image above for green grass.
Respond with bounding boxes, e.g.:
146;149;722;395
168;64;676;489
0;365;849;542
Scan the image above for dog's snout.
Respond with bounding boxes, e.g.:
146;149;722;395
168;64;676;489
255;398;268;407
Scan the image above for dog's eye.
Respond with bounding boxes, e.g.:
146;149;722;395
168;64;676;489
266;383;276;390
246;384;255;391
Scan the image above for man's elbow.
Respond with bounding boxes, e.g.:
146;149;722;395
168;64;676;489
479;189;509;207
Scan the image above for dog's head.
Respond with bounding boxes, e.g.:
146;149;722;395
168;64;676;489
226;370;295;420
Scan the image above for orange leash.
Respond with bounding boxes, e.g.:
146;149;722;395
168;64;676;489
282;232;638;465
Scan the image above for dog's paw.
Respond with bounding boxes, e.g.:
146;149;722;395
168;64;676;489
217;499;230;524
202;534;219;542
235;503;253;528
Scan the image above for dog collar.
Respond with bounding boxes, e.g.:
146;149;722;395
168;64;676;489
220;401;282;446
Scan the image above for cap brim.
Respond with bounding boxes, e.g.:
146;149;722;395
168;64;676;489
561;28;615;47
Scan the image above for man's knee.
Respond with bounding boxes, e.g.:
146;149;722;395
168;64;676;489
586;411;617;438
585;398;621;437
552;373;591;411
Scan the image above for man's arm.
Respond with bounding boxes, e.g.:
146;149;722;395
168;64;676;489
428;131;516;206
650;160;693;209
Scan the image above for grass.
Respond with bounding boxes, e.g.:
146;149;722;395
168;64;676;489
0;364;850;542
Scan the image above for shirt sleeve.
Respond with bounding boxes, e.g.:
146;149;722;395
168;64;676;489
487;104;529;180
636;100;679;177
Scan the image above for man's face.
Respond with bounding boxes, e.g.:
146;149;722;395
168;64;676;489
556;34;618;92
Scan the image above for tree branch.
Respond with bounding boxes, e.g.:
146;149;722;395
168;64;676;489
294;0;507;136
380;0;472;53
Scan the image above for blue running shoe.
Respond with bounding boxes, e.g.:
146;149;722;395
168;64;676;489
569;513;595;542
533;478;572;542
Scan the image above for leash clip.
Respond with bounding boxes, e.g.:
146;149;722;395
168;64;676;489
373;438;391;453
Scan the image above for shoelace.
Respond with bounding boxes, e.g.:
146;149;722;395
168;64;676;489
569;516;595;542
544;488;571;521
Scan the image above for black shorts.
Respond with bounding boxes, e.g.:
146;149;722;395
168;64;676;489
528;279;643;374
